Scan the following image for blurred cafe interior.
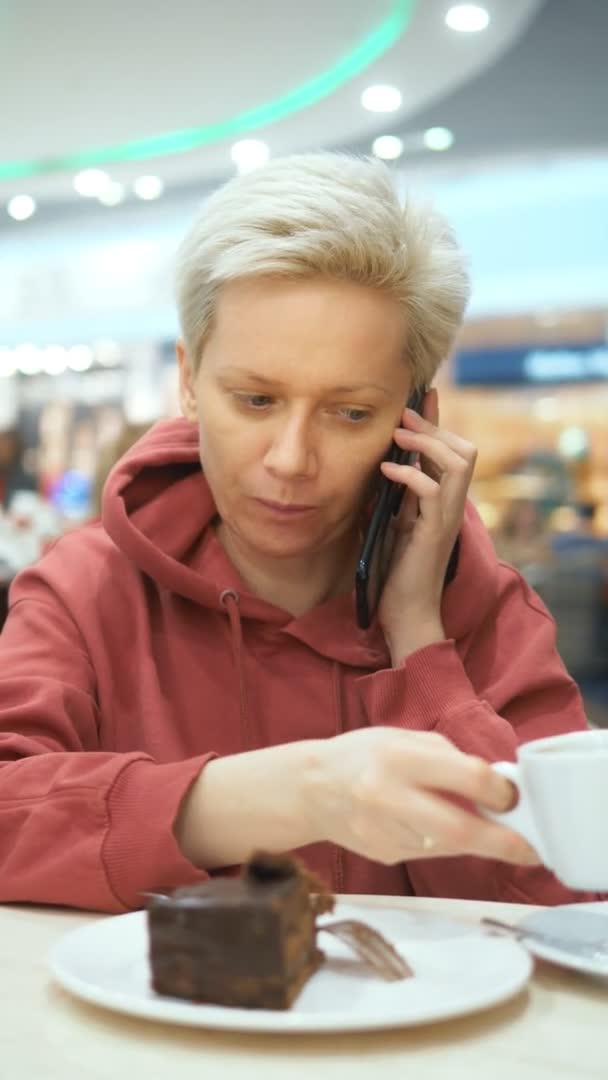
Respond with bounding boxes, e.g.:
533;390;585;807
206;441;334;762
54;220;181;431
1;0;607;722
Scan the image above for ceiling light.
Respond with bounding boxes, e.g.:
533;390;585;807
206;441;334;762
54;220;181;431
372;135;404;160
423;126;454;151
99;181;126;207
14;344;42;376
94;339;122;367
445;4;490;33
0;349;16;377
133;175;164;200
230;139;270;174
7;194;36;221
361;84;402;113
73;169;112;197
67;345;94;372
41;346;68;376
558;426;589;460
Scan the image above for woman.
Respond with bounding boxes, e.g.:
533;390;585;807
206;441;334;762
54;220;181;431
0;154;594;912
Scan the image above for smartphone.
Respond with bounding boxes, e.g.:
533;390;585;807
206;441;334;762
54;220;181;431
355;387;426;629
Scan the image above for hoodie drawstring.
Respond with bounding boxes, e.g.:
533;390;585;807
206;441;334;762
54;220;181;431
220;589;254;751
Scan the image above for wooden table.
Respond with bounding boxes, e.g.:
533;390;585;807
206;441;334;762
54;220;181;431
3;895;607;1080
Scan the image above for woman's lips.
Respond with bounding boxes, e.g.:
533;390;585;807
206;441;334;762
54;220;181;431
254;498;318;516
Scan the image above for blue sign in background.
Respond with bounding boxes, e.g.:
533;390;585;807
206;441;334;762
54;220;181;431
454;342;608;386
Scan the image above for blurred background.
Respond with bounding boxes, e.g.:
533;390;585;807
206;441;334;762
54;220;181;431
1;0;607;720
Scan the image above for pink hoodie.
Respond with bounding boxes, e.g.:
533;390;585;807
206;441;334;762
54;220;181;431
0;419;599;912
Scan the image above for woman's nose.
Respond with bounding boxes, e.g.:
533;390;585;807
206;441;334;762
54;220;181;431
264;424;316;478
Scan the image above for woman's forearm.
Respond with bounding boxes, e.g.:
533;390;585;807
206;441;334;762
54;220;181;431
174;740;324;868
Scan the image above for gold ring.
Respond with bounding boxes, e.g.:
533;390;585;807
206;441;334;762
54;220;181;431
422;835;436;852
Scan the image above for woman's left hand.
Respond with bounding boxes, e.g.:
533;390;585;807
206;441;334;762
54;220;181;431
377;388;477;664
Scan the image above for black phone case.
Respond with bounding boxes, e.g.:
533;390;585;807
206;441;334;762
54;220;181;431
355;388;425;629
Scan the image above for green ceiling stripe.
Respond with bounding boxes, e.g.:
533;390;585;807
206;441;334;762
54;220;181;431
0;0;416;181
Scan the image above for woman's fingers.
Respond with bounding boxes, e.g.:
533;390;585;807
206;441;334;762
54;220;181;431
321;728;540;870
380;461;440;499
381;421;476;528
401;407;478;465
379;463;442;533
389;735;517;813
393;427;473;475
391;788;539;865
391;427;473;485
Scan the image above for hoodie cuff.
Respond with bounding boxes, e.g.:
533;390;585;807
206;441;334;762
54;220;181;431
103;754;215;910
356;639;477;730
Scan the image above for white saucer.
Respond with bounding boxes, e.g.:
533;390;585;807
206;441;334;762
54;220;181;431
49;901;532;1033
518;901;608;978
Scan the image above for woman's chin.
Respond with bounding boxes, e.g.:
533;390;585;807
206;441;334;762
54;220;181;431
220;506;357;562
248;533;324;560
236;518;333;560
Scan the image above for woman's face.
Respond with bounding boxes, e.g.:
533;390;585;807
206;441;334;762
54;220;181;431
178;276;412;561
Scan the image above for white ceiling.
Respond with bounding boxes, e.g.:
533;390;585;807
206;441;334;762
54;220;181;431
1;0;543;206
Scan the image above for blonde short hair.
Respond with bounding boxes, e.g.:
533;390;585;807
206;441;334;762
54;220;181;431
175;153;470;389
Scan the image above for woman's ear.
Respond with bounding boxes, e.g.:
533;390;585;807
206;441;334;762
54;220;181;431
176;340;198;421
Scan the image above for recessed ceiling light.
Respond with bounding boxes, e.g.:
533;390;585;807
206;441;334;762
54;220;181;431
14;344;43;376
42;346;68;376
230;139;270;174
372;135;404;160
99;181;126;207
361;84;402;113
558;426;589;460
7;194;36;221
423;126;454;151
73;169;112;197
67;345;94;372
133;175;164;200
94;340;122;367
445;4;490;33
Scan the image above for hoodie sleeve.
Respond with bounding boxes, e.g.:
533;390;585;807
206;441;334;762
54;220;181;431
0;581;210;913
356;562;602;906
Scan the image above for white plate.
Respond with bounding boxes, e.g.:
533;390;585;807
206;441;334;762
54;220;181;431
518;901;608;978
49;901;532;1033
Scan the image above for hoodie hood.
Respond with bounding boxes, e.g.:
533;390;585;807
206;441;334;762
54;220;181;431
102;418;499;660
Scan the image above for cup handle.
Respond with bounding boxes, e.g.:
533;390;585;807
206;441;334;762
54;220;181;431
478;761;550;866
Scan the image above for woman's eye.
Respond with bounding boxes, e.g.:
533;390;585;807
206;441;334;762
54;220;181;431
338;407;371;423
235;393;274;410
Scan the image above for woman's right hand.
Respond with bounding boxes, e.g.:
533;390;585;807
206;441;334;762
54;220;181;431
304;727;539;866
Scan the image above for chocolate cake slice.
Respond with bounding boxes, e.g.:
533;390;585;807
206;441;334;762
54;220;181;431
147;852;333;1010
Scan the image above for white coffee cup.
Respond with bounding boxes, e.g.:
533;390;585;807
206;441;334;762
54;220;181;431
480;730;608;891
